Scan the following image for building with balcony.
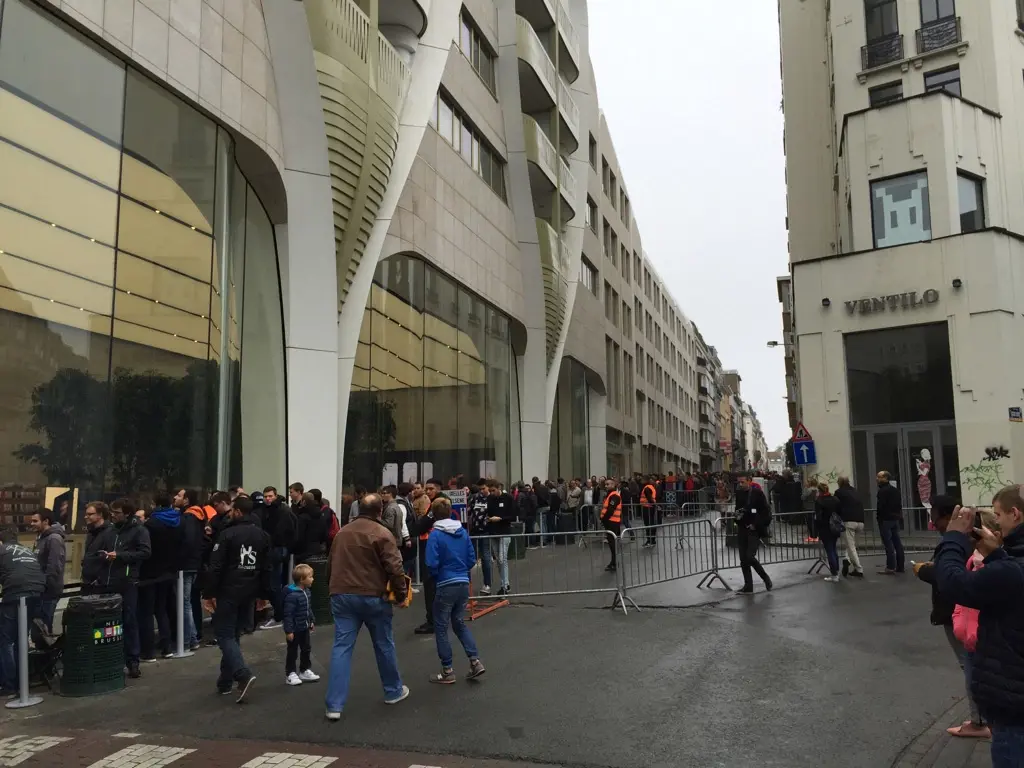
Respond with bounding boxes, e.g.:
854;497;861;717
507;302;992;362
776;274;799;433
0;0;748;524
779;0;1024;506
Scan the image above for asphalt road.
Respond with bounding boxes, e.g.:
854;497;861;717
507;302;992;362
3;562;963;768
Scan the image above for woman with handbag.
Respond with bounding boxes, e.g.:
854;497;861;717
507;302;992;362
814;482;844;583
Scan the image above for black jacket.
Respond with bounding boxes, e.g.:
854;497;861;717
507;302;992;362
534;484;550;508
814;495;842;539
835;486;865;524
293;505;329;562
876;482;902;522
935;526;1024;725
141;510;184;582
517;489;537;520
35;524;66;599
777;479;803;514
262;500;297;550
81;517;151;589
735;486;771;536
203;516;272;603
82;521;116;587
485;493;517;535
914;542;955;627
180;509;206;572
0;542;46;603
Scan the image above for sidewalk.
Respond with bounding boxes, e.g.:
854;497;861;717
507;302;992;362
895;698;992;768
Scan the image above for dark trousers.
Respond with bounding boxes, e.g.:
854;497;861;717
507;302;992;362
641;505;662;545
879;519;905;572
0;598;40;691
419;539;435;627
603;520;621;566
191;575;203;641
138;579;175;658
738;528;770;588
214;598;253;691
821;534;840;575
285;629;312;675
39;598;57;634
269;547;289;622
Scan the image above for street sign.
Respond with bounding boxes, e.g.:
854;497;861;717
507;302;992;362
792;422;813;442
794;440;817;466
1010;407;1022;423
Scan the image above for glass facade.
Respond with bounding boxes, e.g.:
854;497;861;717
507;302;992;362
343;254;519;490
549;358;589;480
0;0;285;529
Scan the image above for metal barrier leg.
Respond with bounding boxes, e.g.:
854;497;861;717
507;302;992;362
697;521;731;591
6;596;42;709
609;536;639;615
413;550;422;588
807;558;827;575
170;571;194;659
287;556;295;585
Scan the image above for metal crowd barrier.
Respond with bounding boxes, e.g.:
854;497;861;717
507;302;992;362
618;518;727;593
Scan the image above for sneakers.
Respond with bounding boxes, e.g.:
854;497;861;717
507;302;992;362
259;619;282;631
467;659;486;680
430;668;457;685
605;563;617;572
841;559;850;578
299;669;320;682
189;643;201;652
162;650;175;659
823;575;840;583
286;672;303;686
735;586;754;595
850;570;865;579
325;710;342;722
877;568;897;575
414;623;435;635
384;685;410;705
127;662;141;679
141;656;157;664
479;586;492;596
236;675;256;703
764;578;774;592
496;586;510;596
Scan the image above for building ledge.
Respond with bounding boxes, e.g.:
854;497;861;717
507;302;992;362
857;40;969;84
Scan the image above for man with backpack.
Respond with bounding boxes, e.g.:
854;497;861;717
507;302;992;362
734;473;773;594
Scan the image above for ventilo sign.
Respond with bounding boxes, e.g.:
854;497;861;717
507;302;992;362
845;289;939;316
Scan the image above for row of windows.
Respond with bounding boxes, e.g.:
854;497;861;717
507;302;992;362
868;64;960;107
865;0;954;44
428;92;506;201
588;134;631;229
869;170;983;250
458;11;496;93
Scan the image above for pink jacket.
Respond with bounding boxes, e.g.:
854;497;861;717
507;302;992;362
952;554;984;652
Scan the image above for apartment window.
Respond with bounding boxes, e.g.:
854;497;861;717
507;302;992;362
623;302;631;339
634;253;641;284
609;171;617;205
623;195;630;223
610;232;619;266
624;358;634;416
430;92;506;200
621;246;629;282
588;134;597;168
871;171;931;248
869;80;903;106
924;65;960;96
634;298;642;329
920;0;954;25
865;0;899;42
459;12;496;92
635;343;643;374
957;174;984;233
602;219;611;258
586;196;597;232
601;158;610;194
580;256;598;295
605;338;617;410
603;281;614;322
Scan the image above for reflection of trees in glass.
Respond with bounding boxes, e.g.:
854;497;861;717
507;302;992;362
342;394;398;488
14;361;218;494
13;368;108;486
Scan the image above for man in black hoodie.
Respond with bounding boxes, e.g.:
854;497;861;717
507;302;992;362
138;493;183;661
293;491;329;564
734;474;773;594
31;508;65;633
876;470;905;574
414;479;443;635
0;527;45;693
258;486;295;630
203;495;271;702
485;480;517;596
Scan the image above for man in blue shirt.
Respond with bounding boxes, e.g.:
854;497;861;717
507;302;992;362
934;485;1024;768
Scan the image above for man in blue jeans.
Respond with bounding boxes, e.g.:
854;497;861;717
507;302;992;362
425;497;485;684
0;527;45;693
875;470;905;574
325;494;409;721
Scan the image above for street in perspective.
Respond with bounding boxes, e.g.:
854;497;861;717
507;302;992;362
0;0;1023;767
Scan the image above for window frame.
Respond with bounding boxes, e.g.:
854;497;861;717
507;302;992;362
869;170;932;249
865;0;900;43
956;172;984;234
868;79;904;107
458;10;497;94
923;65;961;97
919;0;955;26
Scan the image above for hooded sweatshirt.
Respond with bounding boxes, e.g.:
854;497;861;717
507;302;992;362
180;506;207;572
425;517;476;589
142;507;182;581
36;523;66;599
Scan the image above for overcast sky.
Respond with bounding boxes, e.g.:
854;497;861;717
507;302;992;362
587;1;790;449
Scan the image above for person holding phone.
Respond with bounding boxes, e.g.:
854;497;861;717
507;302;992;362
934;486;1024;767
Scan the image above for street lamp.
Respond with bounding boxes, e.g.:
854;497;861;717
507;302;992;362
766;341;781;348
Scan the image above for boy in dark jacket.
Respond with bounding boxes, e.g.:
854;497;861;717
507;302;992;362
425;497;485;685
934;486;1024;764
282;563;319;686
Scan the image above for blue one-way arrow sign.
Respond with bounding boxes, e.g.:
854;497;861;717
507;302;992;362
794;440;817;466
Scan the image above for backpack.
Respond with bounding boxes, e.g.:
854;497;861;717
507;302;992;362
828;510;846;536
326;507;340;542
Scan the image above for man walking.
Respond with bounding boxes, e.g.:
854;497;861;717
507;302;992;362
876;470;905;574
203;496;271;702
31;508;65;633
734;474;773;594
0;527;44;694
324;493;409;720
834;476;865;578
485;480;516;596
413;480;442;635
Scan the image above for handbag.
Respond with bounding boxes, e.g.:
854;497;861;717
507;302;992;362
828;511;846;536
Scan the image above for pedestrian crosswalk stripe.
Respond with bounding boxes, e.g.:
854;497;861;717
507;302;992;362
240;754;337;768
86;744;196;767
0;736;72;766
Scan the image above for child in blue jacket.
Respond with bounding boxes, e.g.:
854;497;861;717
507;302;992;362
282;563;320;686
424;497;486;685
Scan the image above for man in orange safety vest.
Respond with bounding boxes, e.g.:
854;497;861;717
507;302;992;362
600;478;623;572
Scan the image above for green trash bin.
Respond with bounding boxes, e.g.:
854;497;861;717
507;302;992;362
509;521;526;560
306;556;332;624
60;594;125;697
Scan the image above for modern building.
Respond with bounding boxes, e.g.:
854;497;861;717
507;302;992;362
0;0;746;523
779;0;1024;506
695;331;723;472
776;274;799;434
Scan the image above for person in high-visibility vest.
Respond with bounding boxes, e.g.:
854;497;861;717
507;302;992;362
599;478;623;572
640;478;659;549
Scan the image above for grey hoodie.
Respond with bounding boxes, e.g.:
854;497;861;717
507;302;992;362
35;523;66;599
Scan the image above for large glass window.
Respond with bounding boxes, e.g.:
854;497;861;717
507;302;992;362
924;65;960;96
957;174;984;233
920;0;954;25
343;254;519;489
0;0;284;528
865;0;899;42
871;172;931;248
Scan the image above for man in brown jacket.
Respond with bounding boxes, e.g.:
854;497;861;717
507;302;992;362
324;494;409;721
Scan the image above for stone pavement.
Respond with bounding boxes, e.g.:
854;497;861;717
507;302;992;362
0;553;982;768
894;699;991;768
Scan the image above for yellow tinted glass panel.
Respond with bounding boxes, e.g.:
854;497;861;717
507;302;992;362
0;285;111;334
113;318;207;359
0;141;117;243
0;206;114;285
209;324;222;359
117;198;213;282
114;252;211;313
0;253;112;315
120;153;213;233
113;291;209;343
0;88;121;188
424;336;457;380
424;313;458;349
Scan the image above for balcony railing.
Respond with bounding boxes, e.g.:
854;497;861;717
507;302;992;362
861;33;903;70
558;157;576;197
557;78;580;142
916;17;961;54
699;413;710;424
698;385;709;396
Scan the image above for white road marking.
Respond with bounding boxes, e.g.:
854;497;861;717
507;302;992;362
86;743;196;767
240;754;338;767
0;736;72;766
112;733;142;738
